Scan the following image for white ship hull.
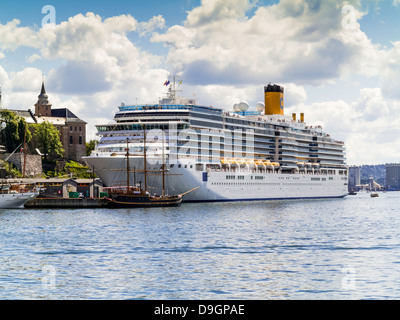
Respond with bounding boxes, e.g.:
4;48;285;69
0;192;38;209
84;156;348;202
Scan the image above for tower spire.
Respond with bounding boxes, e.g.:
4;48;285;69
34;75;52;116
40;76;46;96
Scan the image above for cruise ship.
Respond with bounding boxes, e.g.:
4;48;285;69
83;77;348;202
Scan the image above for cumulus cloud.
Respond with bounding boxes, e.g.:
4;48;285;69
8;68;43;92
152;0;365;85
48;61;112;95
291;86;400;165
0;19;39;51
185;0;255;27
137;15;166;36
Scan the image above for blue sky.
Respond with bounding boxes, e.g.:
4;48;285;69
1;0;400;165
0;0;197;27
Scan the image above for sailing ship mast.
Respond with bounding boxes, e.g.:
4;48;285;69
126;138;130;191
143;124;147;192
162;131;165;197
23;123;27;178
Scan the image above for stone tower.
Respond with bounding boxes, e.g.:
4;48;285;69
34;80;52;117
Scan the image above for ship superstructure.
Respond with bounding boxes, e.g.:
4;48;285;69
83;77;348;201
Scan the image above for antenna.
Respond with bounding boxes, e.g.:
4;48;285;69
165;74;182;102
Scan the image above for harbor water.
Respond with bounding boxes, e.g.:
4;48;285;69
1;191;400;300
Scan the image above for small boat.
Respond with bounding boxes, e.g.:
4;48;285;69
348;189;357;195
370;193;379;198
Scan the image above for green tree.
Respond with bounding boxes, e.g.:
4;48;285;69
32;121;64;160
85;139;98;156
0;109;31;153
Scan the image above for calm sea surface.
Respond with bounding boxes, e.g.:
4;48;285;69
1;191;400;300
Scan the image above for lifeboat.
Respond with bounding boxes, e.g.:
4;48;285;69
263;160;273;168
220;157;229;165
297;162;305;168
246;159;256;165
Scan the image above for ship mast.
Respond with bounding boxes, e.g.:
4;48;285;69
22;124;27;178
162;131;165;197
126;138;130;191
143;124;147;192
164;74;182;104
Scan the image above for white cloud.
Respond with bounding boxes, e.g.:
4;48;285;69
8;68;43;92
0;19;39;51
137;15;166;36
38;13;137;63
292;87;400;165
153;0;365;85
185;0;255;27
27;54;42;63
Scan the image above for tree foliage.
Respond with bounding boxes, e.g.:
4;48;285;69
31;121;64;160
85;139;98;156
0;109;31;153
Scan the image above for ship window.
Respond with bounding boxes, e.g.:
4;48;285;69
170;164;174;168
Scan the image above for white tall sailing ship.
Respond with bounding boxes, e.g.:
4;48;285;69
83;77;348;202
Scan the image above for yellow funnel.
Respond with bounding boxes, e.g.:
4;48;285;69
265;84;284;115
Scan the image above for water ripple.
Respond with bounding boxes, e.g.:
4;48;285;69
1;192;400;299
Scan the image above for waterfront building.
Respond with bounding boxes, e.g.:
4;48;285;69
386;163;400;191
348;166;360;191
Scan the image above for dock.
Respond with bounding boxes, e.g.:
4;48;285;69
25;197;109;208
